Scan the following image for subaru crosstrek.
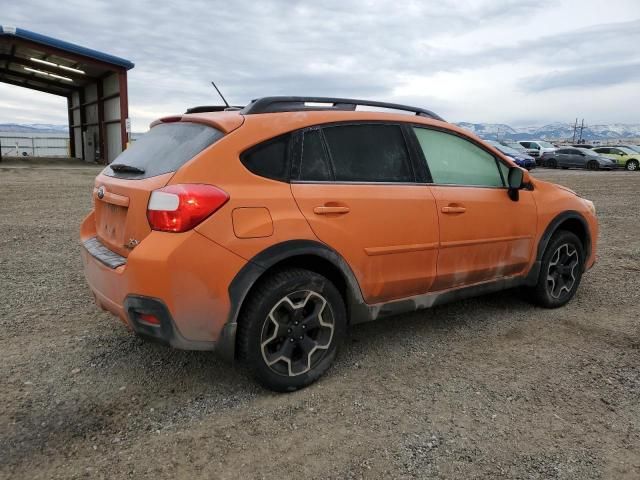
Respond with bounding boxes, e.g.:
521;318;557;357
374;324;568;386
80;96;599;391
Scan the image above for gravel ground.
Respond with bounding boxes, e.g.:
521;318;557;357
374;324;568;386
1;162;639;479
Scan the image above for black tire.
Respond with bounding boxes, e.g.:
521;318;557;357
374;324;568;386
237;268;346;392
625;159;639;171
546;158;557;169
525;230;585;308
561;166;569;170
587;160;599;171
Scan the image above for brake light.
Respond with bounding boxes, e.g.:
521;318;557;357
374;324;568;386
147;184;229;232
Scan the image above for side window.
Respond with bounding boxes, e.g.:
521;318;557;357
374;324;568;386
241;134;291;181
413;128;504;187
299;129;332;181
322;124;414;182
520;142;530;148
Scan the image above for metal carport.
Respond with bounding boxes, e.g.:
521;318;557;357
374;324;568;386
0;25;134;163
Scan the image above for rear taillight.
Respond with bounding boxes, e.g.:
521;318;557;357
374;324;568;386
147;184;229;232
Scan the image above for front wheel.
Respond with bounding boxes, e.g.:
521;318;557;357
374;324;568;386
546;158;557;169
237;269;346;392
525;230;585;308
586;160;599;171
626;159;639;171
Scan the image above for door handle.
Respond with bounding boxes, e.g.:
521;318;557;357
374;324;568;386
441;205;466;214
313;205;350;215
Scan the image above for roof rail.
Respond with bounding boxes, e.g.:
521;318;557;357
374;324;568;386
240;96;445;121
185;105;243;114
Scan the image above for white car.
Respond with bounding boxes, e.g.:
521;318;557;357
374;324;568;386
518;140;557;159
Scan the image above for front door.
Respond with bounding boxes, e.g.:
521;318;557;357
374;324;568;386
412;127;537;291
567;148;585;168
291;124;439;304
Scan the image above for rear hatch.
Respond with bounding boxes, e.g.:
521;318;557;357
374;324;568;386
92;122;224;257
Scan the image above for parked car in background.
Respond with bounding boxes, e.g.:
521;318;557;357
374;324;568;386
500;141;530;153
542;147;617;170
79;96;599;391
570;144;594;149
518;140;557;165
592;146;640;171
486;140;536;170
617;145;640;154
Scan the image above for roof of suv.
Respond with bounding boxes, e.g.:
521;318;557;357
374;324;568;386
153;96;452;134
149;96;520;161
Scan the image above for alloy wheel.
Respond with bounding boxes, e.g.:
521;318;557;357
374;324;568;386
546;243;579;299
260;290;334;377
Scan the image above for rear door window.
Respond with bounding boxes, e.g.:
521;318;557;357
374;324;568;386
321;124;414;182
299;129;332;181
413;128;504;187
104;122;223;179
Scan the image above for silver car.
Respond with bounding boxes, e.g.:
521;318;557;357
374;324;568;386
542;147;617;170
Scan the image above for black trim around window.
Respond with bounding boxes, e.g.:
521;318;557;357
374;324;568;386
239;119;513;187
292;121;424;184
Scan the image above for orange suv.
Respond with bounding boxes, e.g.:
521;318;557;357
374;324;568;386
80;96;598;391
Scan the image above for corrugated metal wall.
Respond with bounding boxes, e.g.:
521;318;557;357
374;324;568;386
0;133;70;157
68;72;123;163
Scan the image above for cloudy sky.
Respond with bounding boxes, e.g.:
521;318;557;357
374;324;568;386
2;0;640;131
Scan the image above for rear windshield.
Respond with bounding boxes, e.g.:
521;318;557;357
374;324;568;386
104;122;223;179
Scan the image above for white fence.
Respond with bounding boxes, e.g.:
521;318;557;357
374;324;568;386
0;132;70;157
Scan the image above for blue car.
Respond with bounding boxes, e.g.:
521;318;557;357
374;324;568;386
486;140;537;170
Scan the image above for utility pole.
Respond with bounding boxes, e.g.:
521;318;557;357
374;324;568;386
578;119;585;143
572;118;578;143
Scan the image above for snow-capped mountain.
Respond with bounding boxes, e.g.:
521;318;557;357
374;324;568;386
2;122;640;140
0;123;69;133
456;122;640;141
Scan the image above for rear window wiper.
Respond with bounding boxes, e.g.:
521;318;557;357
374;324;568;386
109;163;145;174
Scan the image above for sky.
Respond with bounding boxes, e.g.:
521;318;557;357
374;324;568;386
2;0;640;131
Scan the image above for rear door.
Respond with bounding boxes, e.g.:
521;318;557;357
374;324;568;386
412;127;537;291
93;122;224;257
290;123;439;304
555;148;571;167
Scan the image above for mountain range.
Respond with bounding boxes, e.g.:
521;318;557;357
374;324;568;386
455;122;640;141
0;123;69;134
2;122;640;141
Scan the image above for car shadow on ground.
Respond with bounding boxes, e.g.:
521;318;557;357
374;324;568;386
88;287;531;396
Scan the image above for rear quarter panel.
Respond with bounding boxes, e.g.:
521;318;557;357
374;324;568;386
169;118;318;261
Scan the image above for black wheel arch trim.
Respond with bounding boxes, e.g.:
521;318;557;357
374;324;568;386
217;239;368;362
524;210;591;286
217;213;592;361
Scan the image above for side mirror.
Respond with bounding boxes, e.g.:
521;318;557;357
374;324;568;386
507;167;526;201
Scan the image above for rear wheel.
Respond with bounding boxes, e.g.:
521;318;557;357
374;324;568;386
626;159;639;171
546;158;557;169
237;269;346;392
587;160;599;171
525;230;585;308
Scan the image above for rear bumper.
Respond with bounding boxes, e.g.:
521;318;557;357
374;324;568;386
80;211;247;354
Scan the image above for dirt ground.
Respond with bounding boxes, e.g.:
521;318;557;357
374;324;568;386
1;161;639;479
